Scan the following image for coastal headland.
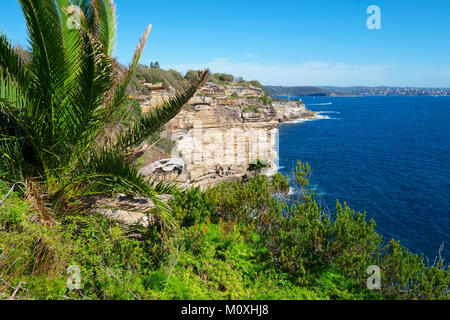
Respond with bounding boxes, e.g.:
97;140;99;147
133;76;316;188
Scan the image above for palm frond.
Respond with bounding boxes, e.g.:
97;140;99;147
54;1;117;169
93;0;117;56
70;23;152;164
25;180;56;224
0;134;26;182
0;69;30;110
18;0;70;151
58;34;114;167
0;33;30;90
116;70;209;151
58;0;84;84
0;71;31;181
101;25;152;119
2;0;193;227
0;97;47;180
55;149;177;227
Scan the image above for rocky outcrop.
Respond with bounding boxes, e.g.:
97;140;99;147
136;82;175;113
242;105;277;123
273;101;316;122
143;82;164;90
186;96;214;106
228;85;265;98
162;101;279;188
136;81;315;188
197;82;225;96
139;158;185;182
89;194;173;228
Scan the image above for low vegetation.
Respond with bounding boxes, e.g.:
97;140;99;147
242;105;261;113
129;65;187;95
1;164;448;300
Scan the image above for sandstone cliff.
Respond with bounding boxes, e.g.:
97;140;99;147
135;80;315;188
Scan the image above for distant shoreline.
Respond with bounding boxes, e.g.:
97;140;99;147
265;86;450;98
272;94;450;99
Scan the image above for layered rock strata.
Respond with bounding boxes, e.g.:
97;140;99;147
137;81;315;188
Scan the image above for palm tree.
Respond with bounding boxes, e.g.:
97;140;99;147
0;0;208;226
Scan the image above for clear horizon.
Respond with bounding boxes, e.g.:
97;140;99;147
1;0;449;87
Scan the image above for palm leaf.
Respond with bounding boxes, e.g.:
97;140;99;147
58;0;84;85
116;70;209;151
0;97;47;180
101;25;152;120
0;69;30;111
55;0;115;168
60;35;113;166
0;33;30;90
93;0;117;56
19;0;68;117
55;149;177;227
72;23;153;164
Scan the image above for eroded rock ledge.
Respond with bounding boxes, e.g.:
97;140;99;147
136;81;315;188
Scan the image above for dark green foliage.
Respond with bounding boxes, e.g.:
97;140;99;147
379;240;450;299
133;64;186;92
249;80;263;89
248;158;268;173
171;187;218;228
261;92;272;105
205;174;285;226
212;73;235;83
271;172;290;194
184;70;200;82
1;162;448;299
242;105;261;113
149;61;160;69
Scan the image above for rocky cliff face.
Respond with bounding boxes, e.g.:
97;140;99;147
136;81;315;188
272;101;316;122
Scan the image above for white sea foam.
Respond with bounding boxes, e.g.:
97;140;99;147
286;113;332;124
307;102;333;106
317;111;341;115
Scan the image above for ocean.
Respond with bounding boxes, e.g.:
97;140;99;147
278;96;450;262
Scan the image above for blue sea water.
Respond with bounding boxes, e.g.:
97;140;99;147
278;96;450;262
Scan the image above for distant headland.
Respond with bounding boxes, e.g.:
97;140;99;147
264;85;450;97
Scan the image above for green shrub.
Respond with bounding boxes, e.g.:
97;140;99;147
230;92;240;99
185;70;200;82
261;92;272;105
171;188;218;228
379;239;450;299
242;105;261;113
133;65;186;91
249;80;263;89
271;173;290;194
248;159;268;173
327;201;382;283
213;73;235;83
0;161;448;300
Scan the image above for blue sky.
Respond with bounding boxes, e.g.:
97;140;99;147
1;0;450;87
